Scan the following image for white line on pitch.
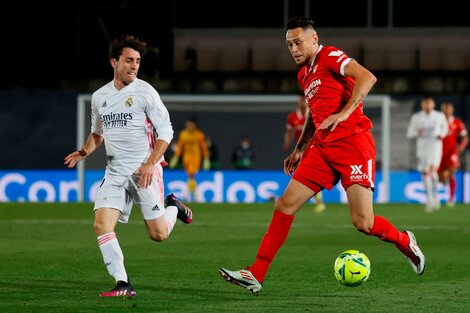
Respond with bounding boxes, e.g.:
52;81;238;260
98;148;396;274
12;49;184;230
1;219;468;232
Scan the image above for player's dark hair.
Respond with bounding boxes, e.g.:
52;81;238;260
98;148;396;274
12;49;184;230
186;115;198;126
421;95;435;103
109;34;148;60
286;17;316;31
441;101;453;108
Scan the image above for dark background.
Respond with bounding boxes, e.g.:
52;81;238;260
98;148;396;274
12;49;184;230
1;0;469;170
3;0;470;89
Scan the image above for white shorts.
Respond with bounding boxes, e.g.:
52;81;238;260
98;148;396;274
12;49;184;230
94;164;165;223
417;149;442;172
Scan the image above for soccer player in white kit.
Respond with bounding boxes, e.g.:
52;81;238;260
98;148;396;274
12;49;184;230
407;96;448;212
64;34;193;297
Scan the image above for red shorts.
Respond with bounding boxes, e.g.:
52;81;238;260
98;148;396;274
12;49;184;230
292;130;376;192
438;152;460;172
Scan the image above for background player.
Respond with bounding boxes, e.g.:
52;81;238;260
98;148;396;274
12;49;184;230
283;93;326;213
219;17;426;294
437;102;468;206
169;116;210;201
407;96;448;212
64;34;192;297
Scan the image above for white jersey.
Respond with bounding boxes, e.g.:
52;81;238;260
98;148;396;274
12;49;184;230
91;78;174;176
406;109;448;170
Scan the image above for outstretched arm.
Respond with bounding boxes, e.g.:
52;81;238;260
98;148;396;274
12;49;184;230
459;134;469;153
199;134;211;170
294;111;315;153
64;133;103;168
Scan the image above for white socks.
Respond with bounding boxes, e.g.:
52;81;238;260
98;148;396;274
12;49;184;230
97;232;127;282
431;172;439;200
424;175;432;201
97;209;178;283
164;206;178;235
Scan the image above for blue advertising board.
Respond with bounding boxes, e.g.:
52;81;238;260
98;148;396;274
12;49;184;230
0;170;468;204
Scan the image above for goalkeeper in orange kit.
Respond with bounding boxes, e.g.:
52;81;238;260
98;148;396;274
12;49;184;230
169;116;210;201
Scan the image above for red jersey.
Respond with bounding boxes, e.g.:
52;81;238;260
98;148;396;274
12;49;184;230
286;109;307;141
297;45;372;142
442;116;468;156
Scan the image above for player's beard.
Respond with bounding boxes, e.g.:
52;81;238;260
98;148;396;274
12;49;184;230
293;54;309;68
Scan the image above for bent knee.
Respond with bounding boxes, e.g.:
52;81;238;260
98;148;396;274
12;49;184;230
351;218;373;234
275;194;298;210
148;231;168;242
94;220;114;235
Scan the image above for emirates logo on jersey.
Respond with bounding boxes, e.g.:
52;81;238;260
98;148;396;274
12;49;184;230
100;112;133;128
125;97;133;108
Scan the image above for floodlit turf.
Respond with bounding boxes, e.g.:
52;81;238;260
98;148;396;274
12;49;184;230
1;201;470;312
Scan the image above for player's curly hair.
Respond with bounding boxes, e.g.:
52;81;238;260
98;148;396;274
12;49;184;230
286;17;316;31
109;34;148;60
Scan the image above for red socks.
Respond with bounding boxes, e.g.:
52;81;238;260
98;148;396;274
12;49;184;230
368;215;410;251
248;210;294;282
449;175;456;202
248;213;409;282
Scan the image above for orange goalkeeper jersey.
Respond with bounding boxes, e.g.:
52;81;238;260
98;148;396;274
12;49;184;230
174;129;209;168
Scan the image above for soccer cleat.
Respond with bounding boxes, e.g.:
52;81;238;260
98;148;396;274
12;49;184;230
218;268;262;294
165;193;193;224
424;201;434;213
402;230;426;275
99;280;137;297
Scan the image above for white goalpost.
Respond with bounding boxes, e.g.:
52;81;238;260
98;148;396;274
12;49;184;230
76;94;90;203
76;94;391;202
365;94;392;203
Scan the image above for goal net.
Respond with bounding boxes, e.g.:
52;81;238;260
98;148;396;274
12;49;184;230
76;94;392;202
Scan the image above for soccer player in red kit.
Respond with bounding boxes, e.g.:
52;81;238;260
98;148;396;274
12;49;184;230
438;102;469;206
219;17;426;293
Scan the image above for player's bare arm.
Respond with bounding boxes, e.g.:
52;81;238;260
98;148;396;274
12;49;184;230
319;60;377;131
284;112;315;175
134;139;169;188
458;134;469;153
294;108;315;153
64;133;103;168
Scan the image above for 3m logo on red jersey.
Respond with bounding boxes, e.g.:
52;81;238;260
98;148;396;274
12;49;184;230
350;164;369;181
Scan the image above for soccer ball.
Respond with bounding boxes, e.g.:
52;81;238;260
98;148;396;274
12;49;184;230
334;249;371;287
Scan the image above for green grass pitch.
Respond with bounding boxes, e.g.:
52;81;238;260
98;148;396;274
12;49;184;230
1;201;470;312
